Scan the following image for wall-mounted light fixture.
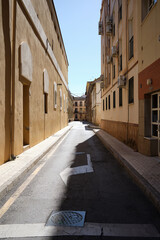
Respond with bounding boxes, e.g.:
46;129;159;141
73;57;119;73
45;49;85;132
147;78;152;86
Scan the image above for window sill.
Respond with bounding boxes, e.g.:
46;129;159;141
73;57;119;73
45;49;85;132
128;101;134;105
129;55;134;61
144;136;158;141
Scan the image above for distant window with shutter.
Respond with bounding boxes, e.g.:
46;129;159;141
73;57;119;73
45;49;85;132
119;40;122;71
54;82;57;109
60;89;62;110
64;94;65;112
106;97;107;110
128;19;134;60
118;0;122;22
119;88;122;106
128;77;134;104
113;91;116;108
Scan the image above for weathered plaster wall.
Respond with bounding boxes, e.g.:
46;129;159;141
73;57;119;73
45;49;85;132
0;0;68;164
0;0;11;164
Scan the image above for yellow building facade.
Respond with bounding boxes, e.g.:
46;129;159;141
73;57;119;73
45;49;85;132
99;0;139;150
73;96;86;121
0;0;68;165
138;0;160;156
86;78;101;126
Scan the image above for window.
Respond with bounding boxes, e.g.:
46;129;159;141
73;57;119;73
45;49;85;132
64;94;65;112
128;19;134;60
113;91;116;108
106;97;107;110
142;0;157;21
54;82;57;109
119;54;122;71
119;40;122;71
66;97;68;112
80;101;82;106
80;108;82;113
128;77;134;104
108;95;110;109
75;108;78;113
119;88;122;106
113;64;116;79
151;93;158;137
112;13;115;37
60;89;62;110
103;99;104;111
44;93;48;114
75;102;77;106
118;0;122;22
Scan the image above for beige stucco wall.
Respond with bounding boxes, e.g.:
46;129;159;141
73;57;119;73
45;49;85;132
0;0;68;164
13;0;68;156
137;1;160;156
138;1;160;73
0;1;12;165
91;81;101;125
31;0;68;83
101;0;139;125
0;2;7;164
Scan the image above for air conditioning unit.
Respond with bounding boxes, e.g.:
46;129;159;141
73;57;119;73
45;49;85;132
107;55;112;64
112;46;118;57
98;21;103;35
117;75;126;88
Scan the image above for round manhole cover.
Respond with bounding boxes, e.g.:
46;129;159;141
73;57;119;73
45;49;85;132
51;211;83;226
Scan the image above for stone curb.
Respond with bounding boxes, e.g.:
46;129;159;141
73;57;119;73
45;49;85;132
93;129;160;214
0;125;72;201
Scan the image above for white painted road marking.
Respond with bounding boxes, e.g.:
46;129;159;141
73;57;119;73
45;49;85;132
0;162;45;219
0;223;159;238
60;154;94;185
0;130;70;219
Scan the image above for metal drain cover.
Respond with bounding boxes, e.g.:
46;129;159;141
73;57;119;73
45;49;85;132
46;210;86;227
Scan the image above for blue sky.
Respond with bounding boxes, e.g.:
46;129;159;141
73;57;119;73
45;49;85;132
54;0;102;96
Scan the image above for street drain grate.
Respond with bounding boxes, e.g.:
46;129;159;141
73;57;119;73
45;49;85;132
46;210;86;227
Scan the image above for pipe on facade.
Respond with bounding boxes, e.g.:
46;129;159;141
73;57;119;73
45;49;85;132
126;0;129;143
10;0;16;160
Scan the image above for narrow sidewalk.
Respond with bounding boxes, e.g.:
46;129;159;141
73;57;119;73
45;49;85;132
92;127;160;213
0;125;72;200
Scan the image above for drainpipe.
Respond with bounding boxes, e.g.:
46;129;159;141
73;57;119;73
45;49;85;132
10;0;16;160
126;0;129;144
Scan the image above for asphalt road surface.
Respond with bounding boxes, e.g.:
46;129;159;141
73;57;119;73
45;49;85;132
0;121;160;240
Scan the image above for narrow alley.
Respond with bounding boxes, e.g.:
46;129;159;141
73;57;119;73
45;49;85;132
0;122;160;239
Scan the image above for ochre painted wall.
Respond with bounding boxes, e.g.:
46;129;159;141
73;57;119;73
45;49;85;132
0;0;68;164
0;0;11;165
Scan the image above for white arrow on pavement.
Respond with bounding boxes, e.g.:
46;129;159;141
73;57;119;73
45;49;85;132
60;154;94;185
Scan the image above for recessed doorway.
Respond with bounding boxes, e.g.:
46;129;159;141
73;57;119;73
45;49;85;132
23;85;29;147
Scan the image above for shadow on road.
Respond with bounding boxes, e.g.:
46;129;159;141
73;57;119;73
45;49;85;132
49;128;160;239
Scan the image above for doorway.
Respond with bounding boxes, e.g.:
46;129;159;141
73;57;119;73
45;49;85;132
23;85;29;146
151;92;160;156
